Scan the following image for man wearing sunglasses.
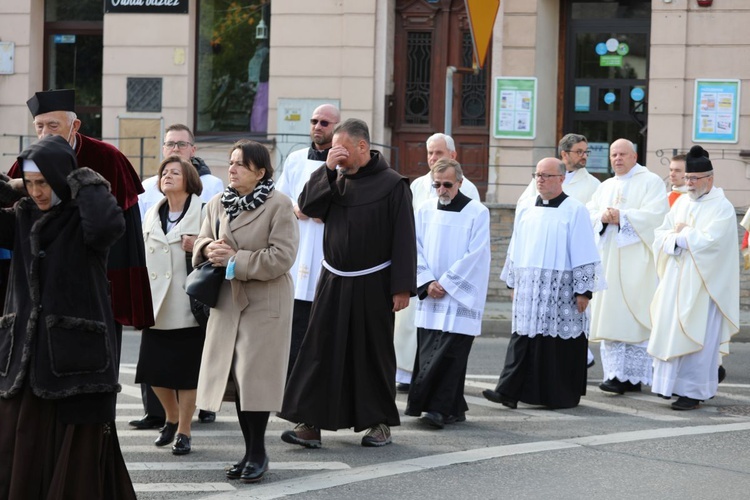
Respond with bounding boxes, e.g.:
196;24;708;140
483;157;603;409
404;158;490;428
277;104;340;376
587;138;668;396
649;145;738;410
138;124;224;218
394;133;480;394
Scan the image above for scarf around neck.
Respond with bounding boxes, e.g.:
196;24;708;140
221;178;274;219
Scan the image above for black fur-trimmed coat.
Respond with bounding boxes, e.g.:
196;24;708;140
0;168;124;405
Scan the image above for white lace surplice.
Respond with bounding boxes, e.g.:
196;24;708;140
502;197;605;339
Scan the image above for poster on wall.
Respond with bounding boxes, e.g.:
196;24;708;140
692;79;740;144
493;77;537;139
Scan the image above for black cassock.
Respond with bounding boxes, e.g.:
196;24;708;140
279;151;416;432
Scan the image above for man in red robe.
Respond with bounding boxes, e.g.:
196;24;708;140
7;89;154;348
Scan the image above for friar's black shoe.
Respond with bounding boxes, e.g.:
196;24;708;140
420;411;445;429
172;433;191;455
482;389;517;409
128;414;165;429
623;381;642;392
198;410;216;423
225;461;246;480
445;412;466;424
154;421;178;447
599;379;626;395
671;396;700;411
240;455;269;483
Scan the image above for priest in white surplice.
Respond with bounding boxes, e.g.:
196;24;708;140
483;157;605;409
404;158;490;428
648;146;739;410
393;133;480;392
587;138;669;395
276;103;339;375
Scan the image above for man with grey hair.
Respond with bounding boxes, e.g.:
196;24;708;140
394;132;480;393
280;118;416;448
649;145;738;410
484;157;604;409
405;158;490;428
587;138;668;395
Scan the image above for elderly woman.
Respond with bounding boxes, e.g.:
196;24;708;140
135;155;206;455
0;135;135;498
194;140;298;483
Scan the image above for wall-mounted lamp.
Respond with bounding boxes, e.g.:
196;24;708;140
697;0;713;6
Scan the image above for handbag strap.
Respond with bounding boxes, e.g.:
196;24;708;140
187;205;218;274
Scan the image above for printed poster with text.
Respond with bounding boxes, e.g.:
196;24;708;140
494;77;537;139
692;79;740;143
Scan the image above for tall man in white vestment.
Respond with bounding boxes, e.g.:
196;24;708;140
648;145;739;410
403;159;490;428
393;133;480;392
483;158;604;409
587;138;669;395
276;104;340;375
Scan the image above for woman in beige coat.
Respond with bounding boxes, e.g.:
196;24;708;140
193;140;298;484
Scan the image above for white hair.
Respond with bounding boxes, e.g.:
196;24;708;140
426;133;455;152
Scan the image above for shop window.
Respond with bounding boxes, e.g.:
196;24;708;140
196;0;270;134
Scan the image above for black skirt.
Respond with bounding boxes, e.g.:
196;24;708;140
495;333;588;409
0;383;136;500
135;326;205;389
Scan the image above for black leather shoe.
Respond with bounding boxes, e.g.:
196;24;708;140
420;411;445;429
129;414;165;429
444;412;466;424
599;379;626;395
240;455;269;483
172;433;191;455
623;381;642;393
198;410;216;423
482;389;517;409
154;421;178;447
672;396;700;411
396;383;411;393
718;365;727;383
225;460;246;480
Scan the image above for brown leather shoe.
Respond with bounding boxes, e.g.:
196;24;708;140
280;423;321;448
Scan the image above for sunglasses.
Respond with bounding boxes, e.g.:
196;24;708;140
431;181;455;189
310;119;336;127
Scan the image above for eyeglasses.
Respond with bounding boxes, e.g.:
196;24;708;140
163;141;193;149
683;174;713;183
431;181;455;189
531;173;563;180
565;149;591;156
310;119;336;127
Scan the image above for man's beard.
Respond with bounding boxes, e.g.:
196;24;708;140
688;186;708;200
438;194;452;206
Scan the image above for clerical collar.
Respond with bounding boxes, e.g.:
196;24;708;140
437;190;471;212
308;143;331;162
535;191;568;207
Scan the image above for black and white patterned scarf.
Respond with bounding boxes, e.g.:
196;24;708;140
221;178;275;219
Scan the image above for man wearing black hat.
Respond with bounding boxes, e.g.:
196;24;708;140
7;89;155;356
648;145;739;410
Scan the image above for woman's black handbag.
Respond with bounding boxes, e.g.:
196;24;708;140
185;254;210;328
185;218;224;310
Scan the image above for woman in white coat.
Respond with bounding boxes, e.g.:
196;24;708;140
135;156;206;455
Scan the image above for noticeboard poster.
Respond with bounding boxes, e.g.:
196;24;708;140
692;79;740;144
493;77;537;139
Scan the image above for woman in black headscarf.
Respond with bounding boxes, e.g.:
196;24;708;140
0;135;136;499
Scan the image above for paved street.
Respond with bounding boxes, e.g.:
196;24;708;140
120;330;750;499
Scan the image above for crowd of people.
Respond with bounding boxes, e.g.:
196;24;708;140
0;89;742;498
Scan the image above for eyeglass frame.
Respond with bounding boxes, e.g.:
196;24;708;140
564;149;592;156
310;119;337;128
431;181;456;189
531;172;563;180
683;173;713;183
163;141;194;149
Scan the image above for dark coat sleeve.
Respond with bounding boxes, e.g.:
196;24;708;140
389;179;417;296
297;165;337;222
68;168;125;252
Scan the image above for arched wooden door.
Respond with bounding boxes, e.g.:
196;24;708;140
391;0;491;199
